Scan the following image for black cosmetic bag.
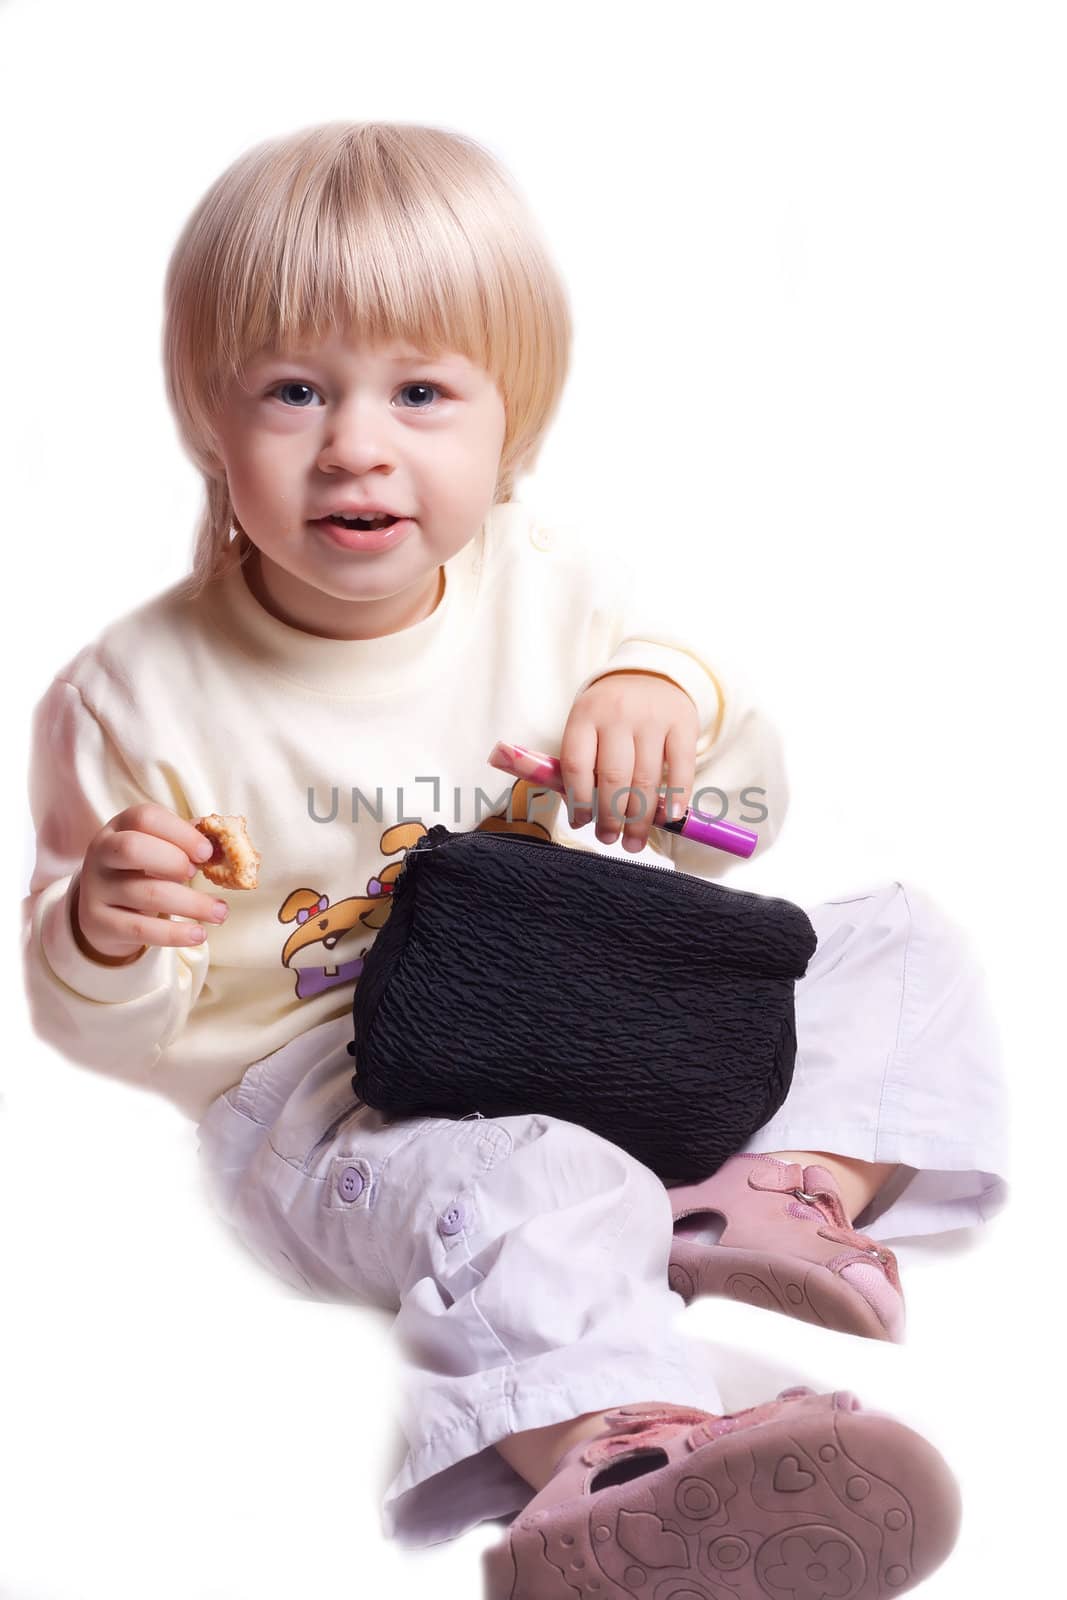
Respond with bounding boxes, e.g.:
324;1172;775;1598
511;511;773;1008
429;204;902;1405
347;824;818;1184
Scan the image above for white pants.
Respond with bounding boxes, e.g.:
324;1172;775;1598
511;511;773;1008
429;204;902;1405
195;880;1009;1548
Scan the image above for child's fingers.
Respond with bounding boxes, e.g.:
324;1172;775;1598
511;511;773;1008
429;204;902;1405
76;884;215;957
558;721;599;829
94;821;205;884
661;722;697;823
591;726;635;845
111;803;215;875
621;727;668;851
88;904;211;952
106;876;229;929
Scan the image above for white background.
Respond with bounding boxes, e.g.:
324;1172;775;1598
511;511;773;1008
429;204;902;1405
2;1;1064;1595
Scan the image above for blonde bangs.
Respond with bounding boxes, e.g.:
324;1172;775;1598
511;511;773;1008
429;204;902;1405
163;122;572;598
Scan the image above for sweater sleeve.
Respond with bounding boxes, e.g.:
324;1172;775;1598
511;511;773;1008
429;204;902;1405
560;540;790;882
21;677;210;1085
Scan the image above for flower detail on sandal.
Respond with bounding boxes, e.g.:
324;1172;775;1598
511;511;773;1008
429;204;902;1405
667;1153;906;1341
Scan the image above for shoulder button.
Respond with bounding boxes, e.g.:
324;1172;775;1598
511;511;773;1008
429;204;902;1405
529;525;554;552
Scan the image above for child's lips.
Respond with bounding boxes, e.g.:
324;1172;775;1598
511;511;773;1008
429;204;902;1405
312;516;415;552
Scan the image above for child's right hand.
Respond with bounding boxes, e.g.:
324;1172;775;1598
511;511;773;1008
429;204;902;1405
73;803;229;965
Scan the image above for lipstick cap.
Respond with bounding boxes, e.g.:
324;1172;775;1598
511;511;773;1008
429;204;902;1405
679;811;759;857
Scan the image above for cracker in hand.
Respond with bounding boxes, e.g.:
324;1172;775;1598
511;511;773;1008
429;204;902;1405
193;813;261;890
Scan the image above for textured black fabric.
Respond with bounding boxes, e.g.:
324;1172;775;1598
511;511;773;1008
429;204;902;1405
348;824;818;1183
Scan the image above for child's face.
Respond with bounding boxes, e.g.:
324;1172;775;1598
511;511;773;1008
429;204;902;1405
214;327;507;637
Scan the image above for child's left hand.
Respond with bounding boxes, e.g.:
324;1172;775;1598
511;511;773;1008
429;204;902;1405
558;671;700;852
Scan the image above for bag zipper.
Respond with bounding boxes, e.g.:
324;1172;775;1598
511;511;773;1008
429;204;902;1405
417;825;738;904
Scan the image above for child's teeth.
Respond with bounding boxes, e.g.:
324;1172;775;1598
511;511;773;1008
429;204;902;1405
331;513;394;528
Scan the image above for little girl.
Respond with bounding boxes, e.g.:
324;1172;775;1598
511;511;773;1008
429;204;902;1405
23;121;1008;1598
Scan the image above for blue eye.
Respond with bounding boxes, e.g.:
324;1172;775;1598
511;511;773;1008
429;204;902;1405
273;381;318;407
397;382;444;408
268;380;447;409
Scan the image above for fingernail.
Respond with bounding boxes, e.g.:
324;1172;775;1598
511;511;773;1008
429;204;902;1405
188;927;206;942
196;840;214;862
211;901;229;921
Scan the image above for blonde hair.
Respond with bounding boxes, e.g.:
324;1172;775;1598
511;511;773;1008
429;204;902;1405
162;121;573;599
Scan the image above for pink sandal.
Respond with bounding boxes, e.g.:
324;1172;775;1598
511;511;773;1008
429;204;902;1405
667;1153;906;1342
483;1387;960;1598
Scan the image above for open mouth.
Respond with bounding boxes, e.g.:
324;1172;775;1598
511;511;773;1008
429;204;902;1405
323;513;399;530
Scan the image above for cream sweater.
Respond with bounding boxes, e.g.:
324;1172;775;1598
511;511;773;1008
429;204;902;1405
22;502;788;1122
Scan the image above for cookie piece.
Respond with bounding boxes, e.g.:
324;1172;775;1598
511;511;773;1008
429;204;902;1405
193;813;261;891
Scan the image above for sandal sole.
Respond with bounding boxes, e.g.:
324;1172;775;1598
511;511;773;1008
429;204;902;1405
483;1403;959;1599
668;1239;897;1341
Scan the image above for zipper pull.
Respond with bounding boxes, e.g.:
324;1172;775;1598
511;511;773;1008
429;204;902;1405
406;827;446;861
409;822;454;854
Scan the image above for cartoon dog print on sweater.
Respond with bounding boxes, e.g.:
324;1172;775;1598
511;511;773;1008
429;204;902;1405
276;778;551;1000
